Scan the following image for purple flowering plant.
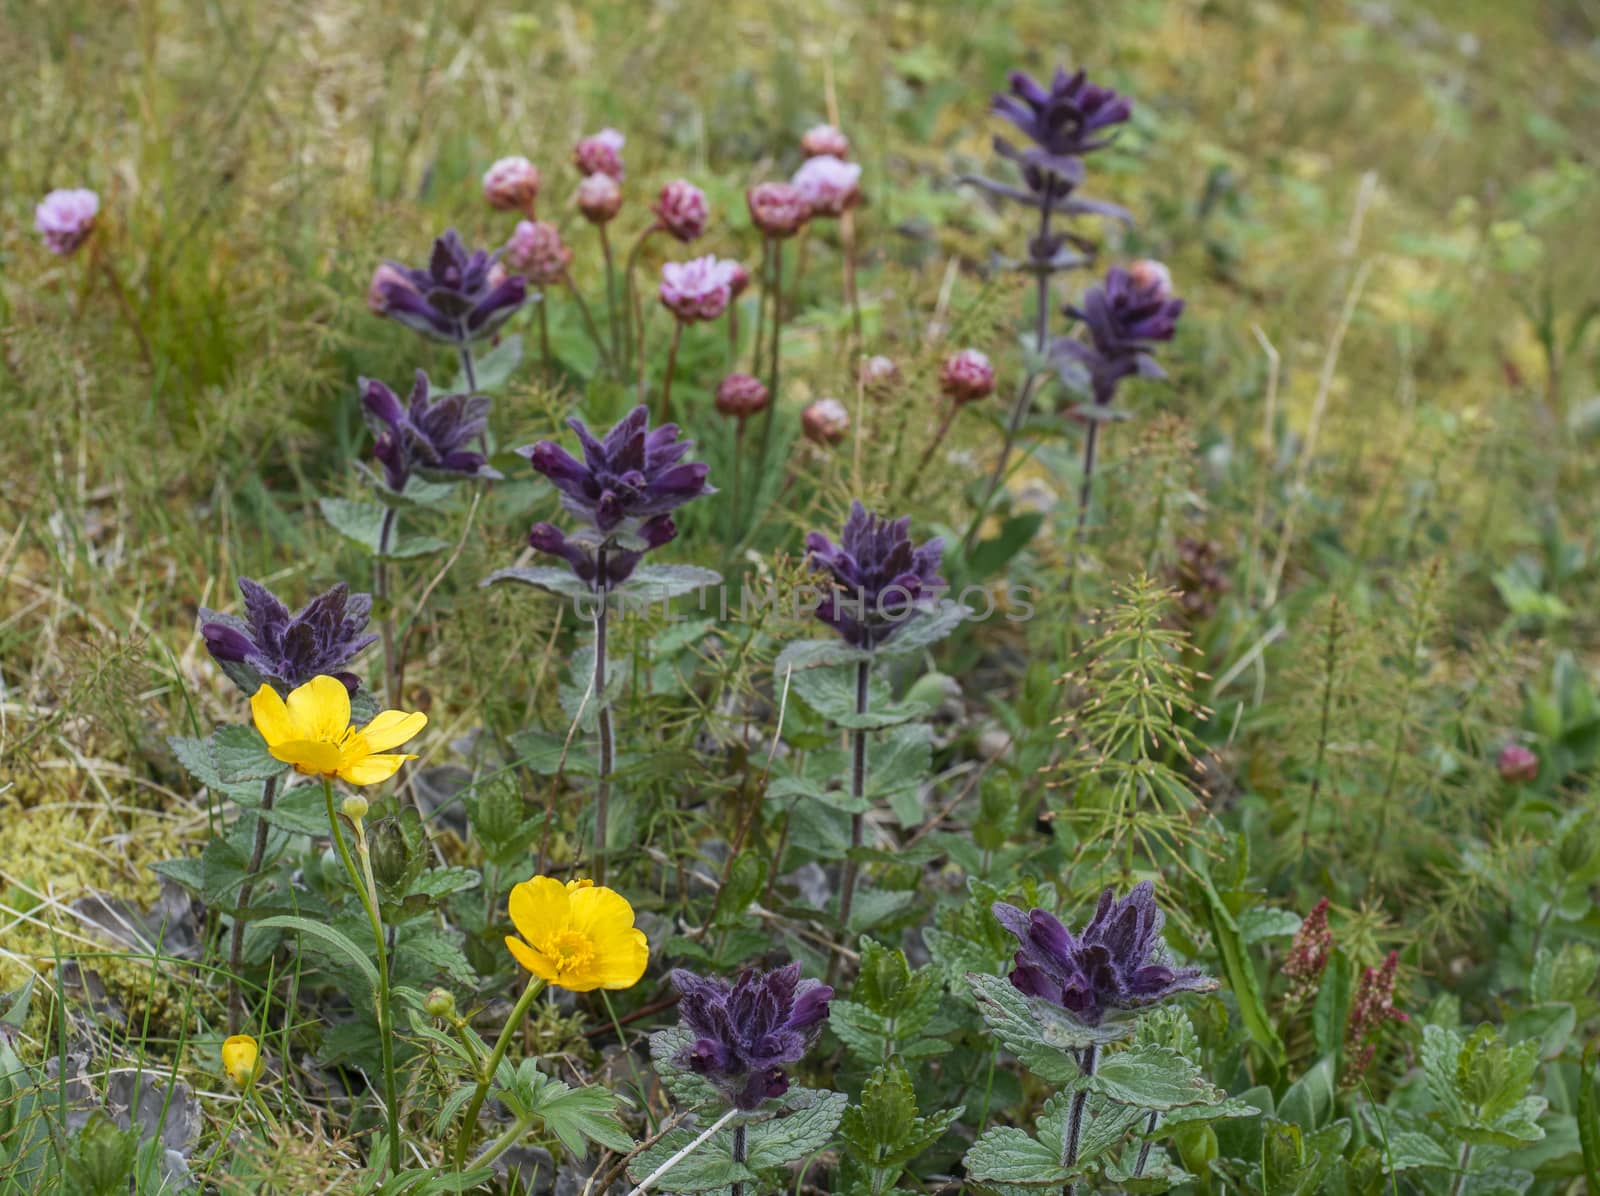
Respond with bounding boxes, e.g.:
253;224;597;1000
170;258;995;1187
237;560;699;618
803;502;947;652
369;229;528;349
199;578;376;696
361;370;500;495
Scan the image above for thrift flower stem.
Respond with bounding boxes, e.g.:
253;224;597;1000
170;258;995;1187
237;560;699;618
322;778;401;1179
561;270;614;373
908;402;959;500
453;974;547;1170
97;253;155;374
1062;1042;1097;1196
623;224;656;385
831;658;870;983
377;507;400;703
1133;1110;1160;1177
228;773;279;1033
657;322;684;425
593;555;615;886
538;299;552;376
841;207;863;352
755;238;784;476
599;223;621;371
749;238;771;380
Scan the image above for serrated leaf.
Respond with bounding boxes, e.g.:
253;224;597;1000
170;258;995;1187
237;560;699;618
774;638;873;675
409;867;481;899
480;565;594;601
1088;1045;1223;1111
964;1125;1073;1187
1579;1042;1600;1194
616;564;723;605
630;1124;756;1194
744;1090;846;1168
876;600;968;658
648;1026;721;1107
966;972;1081;1082
257;784;333;836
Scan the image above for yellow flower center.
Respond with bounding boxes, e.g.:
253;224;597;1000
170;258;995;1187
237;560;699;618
542;929;596;977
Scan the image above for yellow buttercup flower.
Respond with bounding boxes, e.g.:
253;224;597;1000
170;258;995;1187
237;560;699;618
221;1034;261;1089
250;676;426;786
504;876;649;993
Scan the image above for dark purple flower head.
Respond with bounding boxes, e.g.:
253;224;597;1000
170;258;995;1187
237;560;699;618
671;964;833;1110
527;516;676;589
805;502;945;649
992;882;1213;1027
518;406;711;536
199;579;377;696
369;229;528;344
1055;261;1184;406
362;370;499;494
992;67;1131;199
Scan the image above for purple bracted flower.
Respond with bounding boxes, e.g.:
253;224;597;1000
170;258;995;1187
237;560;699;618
361;370;499;494
368;229;528;344
671;964;833;1110
805;502;945;649
526;517;676;590
199;579;377;696
1053;261;1184;407
992;882;1213;1027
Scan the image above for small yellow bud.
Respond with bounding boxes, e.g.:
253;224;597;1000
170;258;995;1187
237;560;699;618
341;795;370;822
221;1035;261;1089
423;988;456;1018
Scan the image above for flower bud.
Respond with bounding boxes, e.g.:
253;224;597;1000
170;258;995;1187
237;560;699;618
802;398;850;445
791;155;861;218
801;123;850;159
504;220;573;286
747;183;810;239
367;263;416;316
340;794;369;823
860;355;899;396
1128;258;1176;300
577;173;623;224
727;262;750;298
221;1035;261;1089
715;373;769;419
573;128;625;180
482;156;541;212
1498;743;1539;783
423;988;456;1018
35;188;100;257
652;179;709;243
939;348;996;404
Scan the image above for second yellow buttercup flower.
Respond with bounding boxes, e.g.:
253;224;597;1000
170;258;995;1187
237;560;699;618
504;877;649;992
250;675;426;786
222;1034;261;1089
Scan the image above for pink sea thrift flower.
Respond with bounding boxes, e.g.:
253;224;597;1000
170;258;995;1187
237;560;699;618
652;179;709;243
35;188;100;256
802;398;850;445
791;155;861;217
860;355;899;395
801;123;850;159
504;221;572;285
939;349;996;404
659;256;740;323
577;173;623;224
1498;743;1538;783
727;262;750;298
715;373;769;419
747;182;810;238
483;156;541;212
573;128;625;179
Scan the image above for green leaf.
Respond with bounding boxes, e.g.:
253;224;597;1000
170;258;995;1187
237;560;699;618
459;334;523;393
876;600;968;659
1579;1042;1600;1194
963;1125;1073;1187
481;565;594;601
409;867;482;899
258;784;333;835
966;971;1082;1082
1089;1045;1224;1111
507;1063;635;1156
774;638;873;675
320;497;389;554
1196;864;1287;1068
1312;952;1352;1062
253;915;378;993
838;1063;961;1175
964;512;1045;582
629;1124;755;1193
1277;1055;1337;1131
617;564;723;605
745;1089;846;1169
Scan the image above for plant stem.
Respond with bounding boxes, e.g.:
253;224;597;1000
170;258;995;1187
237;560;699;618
452;974;547;1170
376;507;400;703
755;238;785;474
1075;420;1101;541
561;270;612;372
1133;1109;1159;1177
1297;599;1342;881
658;321;684;425
730;1122;747;1196
623;1107;740;1196
623;224;657;385
599;223;621;369
538;299;552;377
831;658;871;984
908;402;959;499
749;238;771;380
1062;1042;1098;1196
593;549;614;886
98;255;155;373
1447;1143;1473;1196
731;417;746;531
227;773;279;1033
458;336;478;392
961;202;1054;555
322;779;401;1178
841;208;863;351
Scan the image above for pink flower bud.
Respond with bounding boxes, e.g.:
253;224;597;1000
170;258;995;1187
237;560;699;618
715;373;769;419
801;123;850;159
1128;258;1175;299
860;355;900;395
35;188;100;256
747;182;810;239
504;220;573;285
652;179;709;243
939;348;995;404
802;398;850;445
573;128;625;180
482;156;541;212
577;173;623;224
791;155;861;218
1498;743;1539;783
727;262;750;298
659;256;740;323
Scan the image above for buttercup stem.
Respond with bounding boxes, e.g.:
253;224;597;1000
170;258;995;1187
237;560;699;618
321;778;401;1178
453;973;547;1169
1062;1042;1098;1196
831;657;870;983
376;506;400;703
227;772;279;1033
593;548;614;886
658;322;684;425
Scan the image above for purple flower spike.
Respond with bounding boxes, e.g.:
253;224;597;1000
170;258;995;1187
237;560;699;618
361;370;499;494
805;502;945;649
199;579;377;696
671;964;833;1110
368;229;528;344
992;882;1213;1028
1054;260;1184;407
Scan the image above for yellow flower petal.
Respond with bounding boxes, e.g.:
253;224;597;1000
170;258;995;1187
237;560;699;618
508;876;573;944
567;883;639;941
359;709;427;753
504;934;558;984
267;738;344;776
284;675;351;744
337;752;415;787
590;927;650;990
221;1034;260;1088
250;685;294;749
